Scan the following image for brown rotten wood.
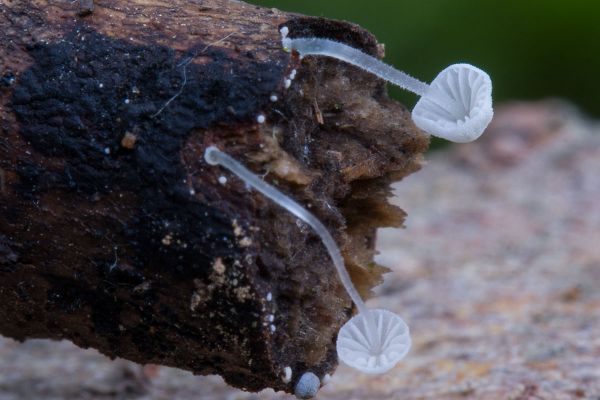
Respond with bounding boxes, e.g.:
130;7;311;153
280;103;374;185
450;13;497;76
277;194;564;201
0;0;428;395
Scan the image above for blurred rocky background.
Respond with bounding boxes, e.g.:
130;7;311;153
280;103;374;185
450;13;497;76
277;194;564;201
2;100;599;399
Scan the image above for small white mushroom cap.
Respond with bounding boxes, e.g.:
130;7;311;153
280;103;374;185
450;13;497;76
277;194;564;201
412;63;493;143
336;309;411;374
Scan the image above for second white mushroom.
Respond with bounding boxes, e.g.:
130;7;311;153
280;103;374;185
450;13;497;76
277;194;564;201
204;146;412;375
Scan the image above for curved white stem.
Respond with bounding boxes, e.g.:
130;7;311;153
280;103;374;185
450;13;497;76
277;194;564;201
283;38;468;119
284;37;429;96
204;146;369;316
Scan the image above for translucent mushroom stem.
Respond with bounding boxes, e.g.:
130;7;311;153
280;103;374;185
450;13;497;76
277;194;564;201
204;146;370;317
283;37;430;97
283;38;468;119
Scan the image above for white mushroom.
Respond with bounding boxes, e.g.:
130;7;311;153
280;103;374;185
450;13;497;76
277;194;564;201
281;34;493;143
204;146;412;375
412;64;493;143
336;308;411;374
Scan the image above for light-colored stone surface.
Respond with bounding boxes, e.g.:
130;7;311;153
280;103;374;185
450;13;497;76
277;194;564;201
1;101;599;399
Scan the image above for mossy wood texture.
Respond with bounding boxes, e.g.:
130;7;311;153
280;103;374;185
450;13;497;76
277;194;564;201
0;0;428;393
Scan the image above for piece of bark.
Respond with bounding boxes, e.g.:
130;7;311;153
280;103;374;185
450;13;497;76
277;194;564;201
0;0;428;395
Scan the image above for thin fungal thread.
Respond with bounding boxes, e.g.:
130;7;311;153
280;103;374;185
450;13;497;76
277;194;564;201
204;146;369;316
151;57;190;118
152;33;235;118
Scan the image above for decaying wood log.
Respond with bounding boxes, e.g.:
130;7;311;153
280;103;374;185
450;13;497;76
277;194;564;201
0;0;428;395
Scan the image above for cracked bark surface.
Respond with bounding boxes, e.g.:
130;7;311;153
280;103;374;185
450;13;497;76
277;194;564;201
0;0;427;394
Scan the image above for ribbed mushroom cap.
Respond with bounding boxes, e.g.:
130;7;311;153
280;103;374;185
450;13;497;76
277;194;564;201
336;309;411;374
412;63;493;143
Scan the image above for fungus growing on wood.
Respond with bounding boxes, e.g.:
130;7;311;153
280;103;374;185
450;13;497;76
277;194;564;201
204;146;412;375
336;308;411;374
0;0;433;395
281;32;493;143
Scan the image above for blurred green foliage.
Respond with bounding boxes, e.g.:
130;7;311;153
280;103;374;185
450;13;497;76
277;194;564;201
249;0;600;117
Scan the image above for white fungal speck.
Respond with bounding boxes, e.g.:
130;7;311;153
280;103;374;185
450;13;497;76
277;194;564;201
124;98;130;104
280;26;289;39
268;314;275;322
103;147;110;155
290;69;297;80
218;176;227;185
283;366;293;383
284;79;291;89
189;189;196;196
270;324;276;333
270;94;278;102
98;83;104;89
257;114;266;124
266;292;272;301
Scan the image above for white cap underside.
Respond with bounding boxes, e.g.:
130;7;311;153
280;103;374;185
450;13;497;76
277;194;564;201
336;309;411;374
412;63;493;143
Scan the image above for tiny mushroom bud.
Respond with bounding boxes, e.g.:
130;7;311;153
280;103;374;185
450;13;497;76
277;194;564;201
281;33;493;143
204;146;412;376
295;372;320;399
